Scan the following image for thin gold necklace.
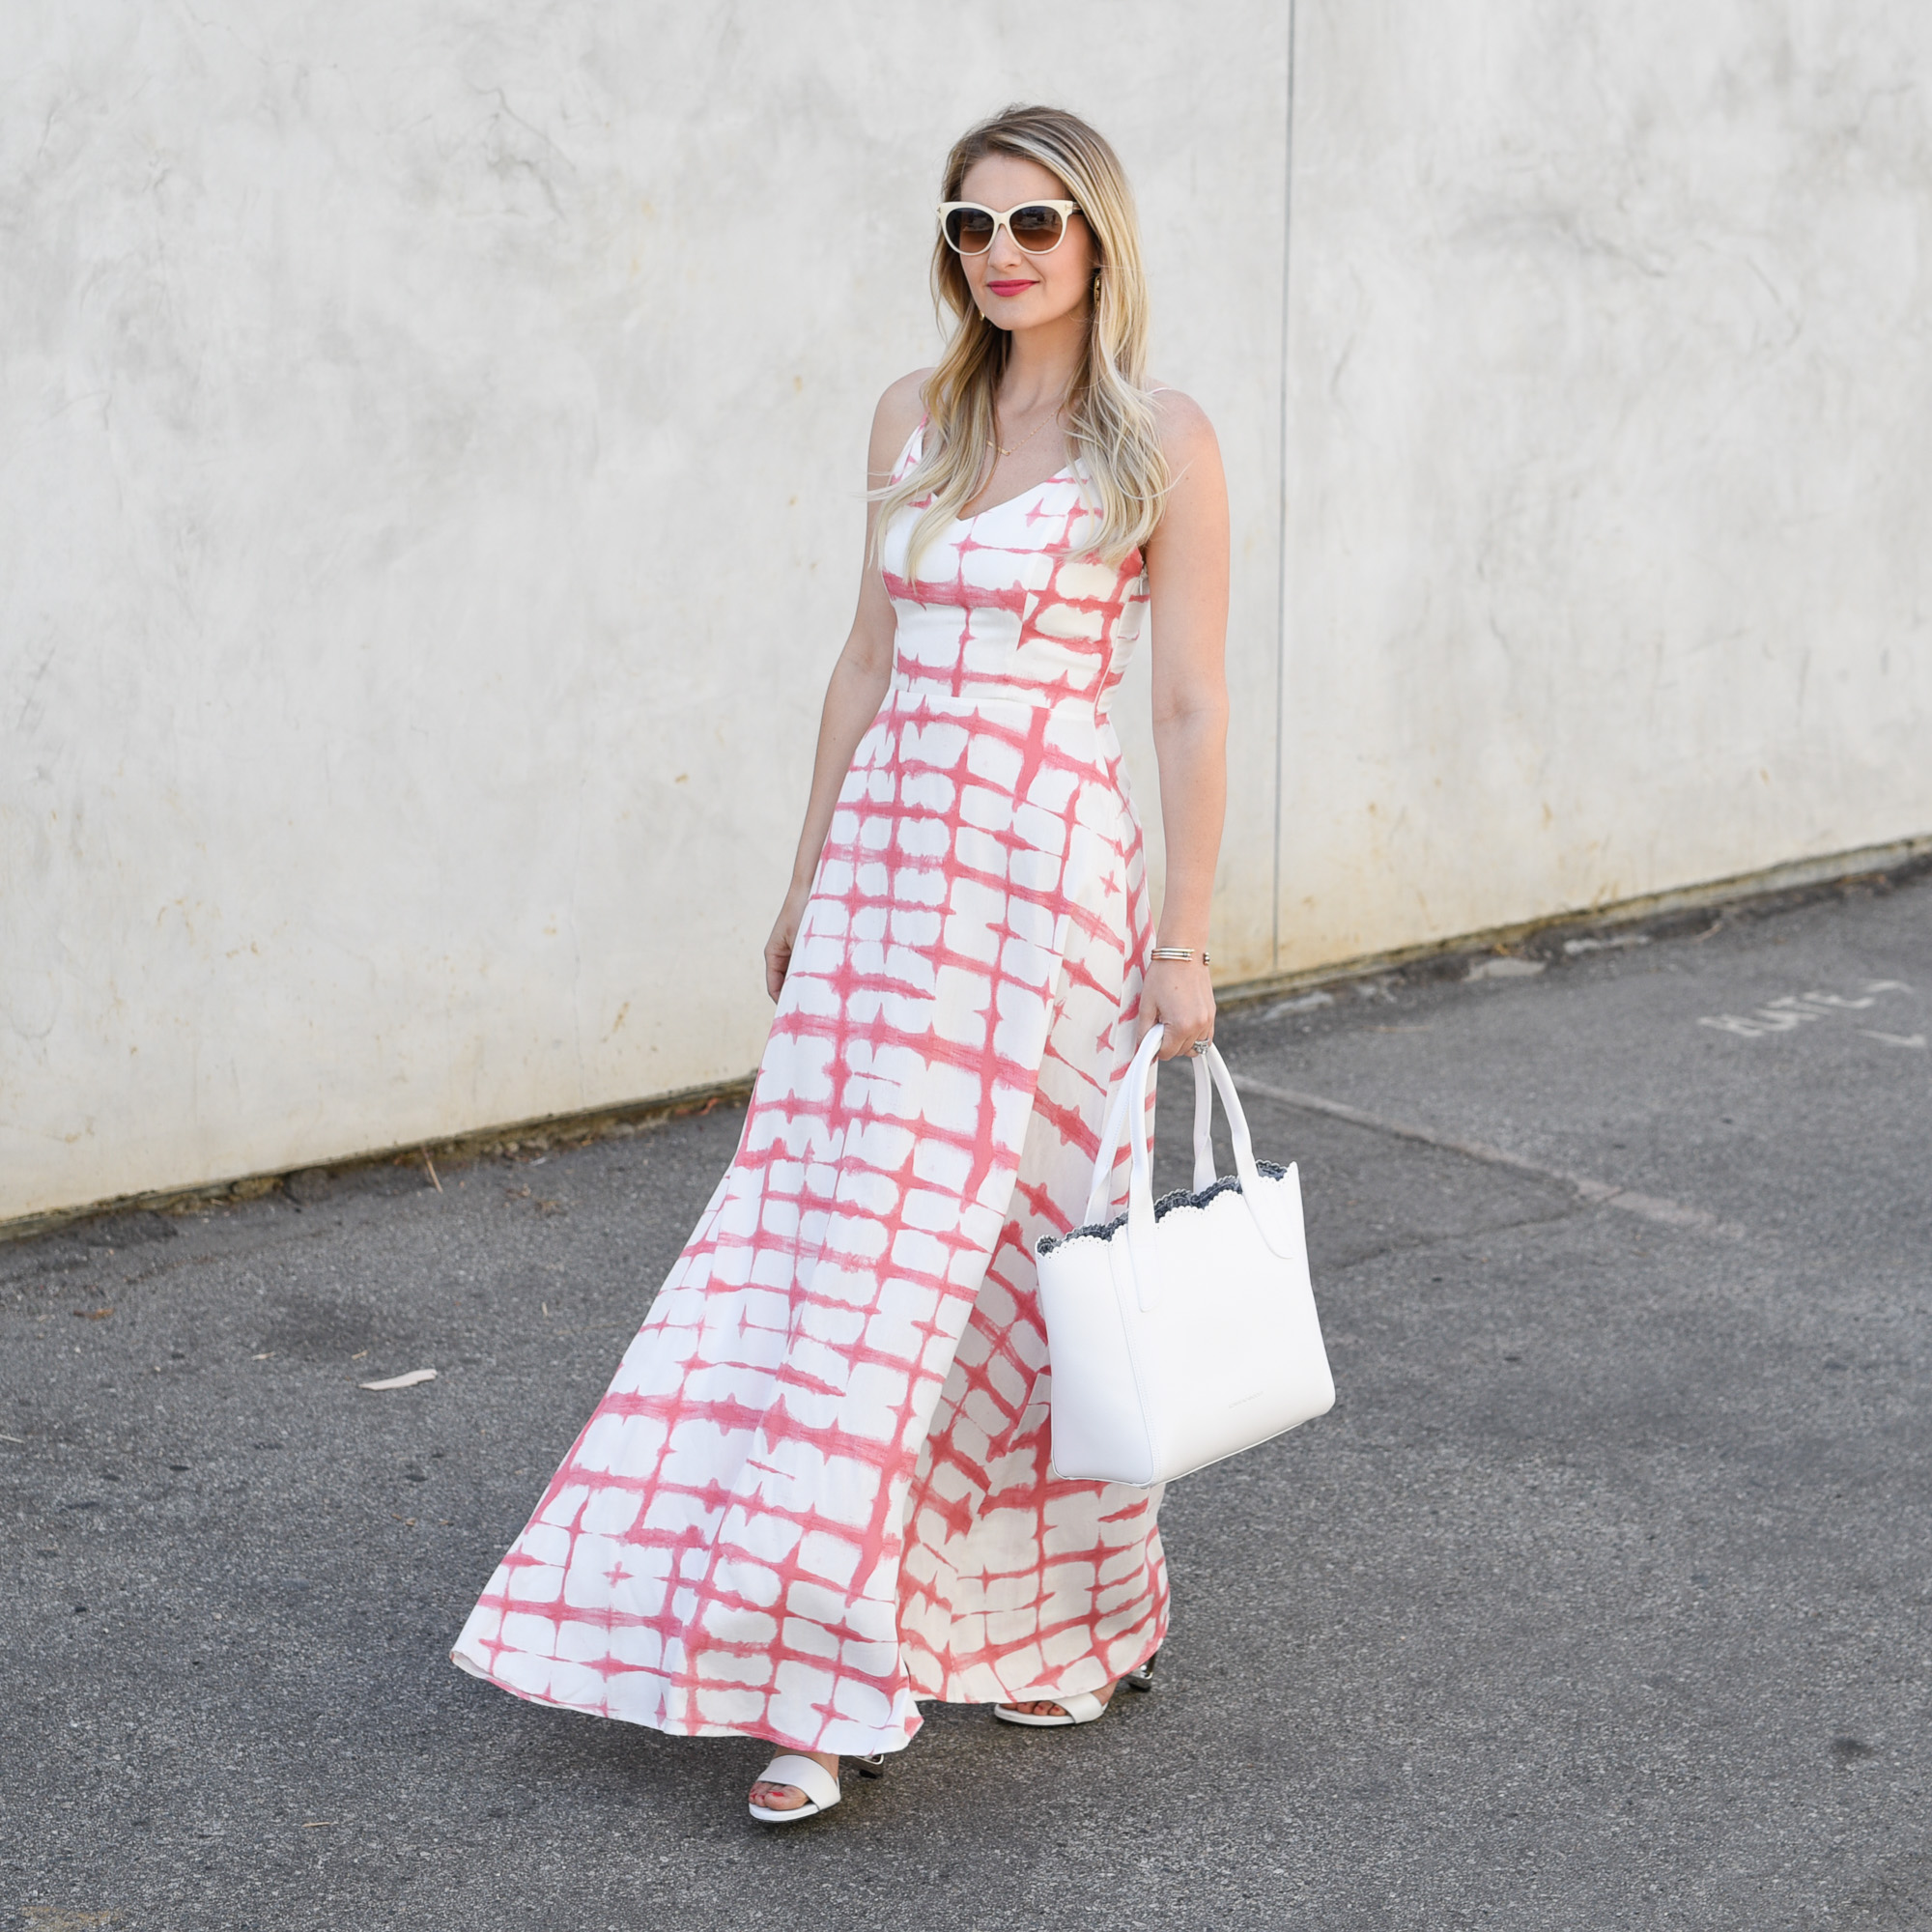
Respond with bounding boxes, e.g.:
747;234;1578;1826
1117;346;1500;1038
995;397;1065;459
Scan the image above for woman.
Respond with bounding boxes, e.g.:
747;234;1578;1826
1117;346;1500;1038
451;101;1229;1825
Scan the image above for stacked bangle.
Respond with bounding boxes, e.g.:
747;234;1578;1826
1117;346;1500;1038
1151;947;1209;965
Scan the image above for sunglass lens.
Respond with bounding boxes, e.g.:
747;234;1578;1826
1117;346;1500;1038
1010;205;1066;251
945;207;997;253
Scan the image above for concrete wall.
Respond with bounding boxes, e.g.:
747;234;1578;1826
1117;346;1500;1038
0;1;1290;1220
1277;0;1932;965
4;1;1928;1224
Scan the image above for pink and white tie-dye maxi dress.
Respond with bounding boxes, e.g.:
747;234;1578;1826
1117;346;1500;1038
452;427;1168;1757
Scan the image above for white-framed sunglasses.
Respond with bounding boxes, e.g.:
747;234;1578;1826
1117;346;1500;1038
937;199;1082;256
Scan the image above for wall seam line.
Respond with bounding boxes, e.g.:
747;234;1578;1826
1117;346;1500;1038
1272;0;1298;972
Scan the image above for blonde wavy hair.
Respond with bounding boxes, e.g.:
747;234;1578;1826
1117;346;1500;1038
874;103;1169;580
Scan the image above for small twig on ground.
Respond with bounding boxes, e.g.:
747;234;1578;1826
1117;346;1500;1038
422;1147;443;1193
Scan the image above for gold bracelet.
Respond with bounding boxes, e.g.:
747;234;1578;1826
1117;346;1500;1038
1151;947;1209;965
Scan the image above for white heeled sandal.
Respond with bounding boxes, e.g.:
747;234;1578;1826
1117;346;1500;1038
993;1649;1160;1728
746;1751;884;1826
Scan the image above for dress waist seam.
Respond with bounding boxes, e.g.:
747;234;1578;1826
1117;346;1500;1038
884;687;1114;719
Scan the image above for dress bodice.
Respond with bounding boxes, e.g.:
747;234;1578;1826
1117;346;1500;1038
877;425;1149;716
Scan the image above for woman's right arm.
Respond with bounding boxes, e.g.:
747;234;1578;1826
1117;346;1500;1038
764;372;929;1001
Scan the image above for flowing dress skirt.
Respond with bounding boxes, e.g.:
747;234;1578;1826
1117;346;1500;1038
454;465;1168;1758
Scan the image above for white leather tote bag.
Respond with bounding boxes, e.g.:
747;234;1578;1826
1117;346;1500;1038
1036;1025;1334;1487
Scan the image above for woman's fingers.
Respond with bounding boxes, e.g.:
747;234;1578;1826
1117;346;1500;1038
1155;1027;1213;1061
765;890;810;1003
764;928;795;1003
1140;980;1216;1060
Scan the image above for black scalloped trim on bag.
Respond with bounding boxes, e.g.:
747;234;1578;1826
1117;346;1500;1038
1036;1161;1289;1256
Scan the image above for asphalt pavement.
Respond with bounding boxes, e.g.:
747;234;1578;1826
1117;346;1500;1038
4;865;1928;1931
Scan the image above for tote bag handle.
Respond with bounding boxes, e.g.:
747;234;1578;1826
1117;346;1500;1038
1081;1027;1300;1307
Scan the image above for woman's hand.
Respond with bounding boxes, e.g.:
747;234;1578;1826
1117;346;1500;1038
764;884;810;1003
1138;957;1215;1061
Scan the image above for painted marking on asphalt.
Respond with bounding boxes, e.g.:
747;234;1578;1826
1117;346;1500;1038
1233;1076;1745;1239
1466;956;1547;981
1563;932;1650;955
1699;980;1913;1041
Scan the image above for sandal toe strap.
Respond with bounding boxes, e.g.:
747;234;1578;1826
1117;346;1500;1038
756;1753;839;1810
1007;1688;1107;1722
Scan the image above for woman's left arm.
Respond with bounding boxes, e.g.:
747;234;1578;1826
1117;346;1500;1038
1138;390;1231;1060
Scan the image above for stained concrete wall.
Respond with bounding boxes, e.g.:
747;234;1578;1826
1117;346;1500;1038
5;2;1928;1225
1277;1;1932;966
0;2;1290;1220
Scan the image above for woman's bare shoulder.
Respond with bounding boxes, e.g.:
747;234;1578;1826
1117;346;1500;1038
868;368;936;475
1146;384;1220;463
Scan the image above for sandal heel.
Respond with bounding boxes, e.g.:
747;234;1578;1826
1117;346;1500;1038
852;1752;887;1778
1122;1649;1160;1692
